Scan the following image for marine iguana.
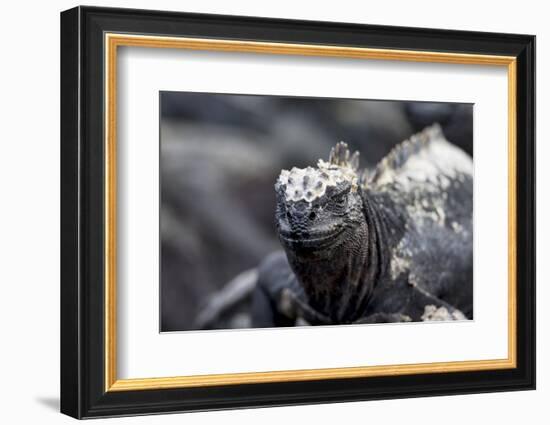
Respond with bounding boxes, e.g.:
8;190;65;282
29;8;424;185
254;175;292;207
251;123;472;326
195;124;473;329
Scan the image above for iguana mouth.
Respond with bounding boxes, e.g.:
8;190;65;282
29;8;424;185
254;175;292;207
278;226;345;250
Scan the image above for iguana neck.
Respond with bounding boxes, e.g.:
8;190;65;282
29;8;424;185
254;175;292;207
286;189;391;323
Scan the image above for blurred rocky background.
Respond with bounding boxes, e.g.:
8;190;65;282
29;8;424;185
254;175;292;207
160;92;473;331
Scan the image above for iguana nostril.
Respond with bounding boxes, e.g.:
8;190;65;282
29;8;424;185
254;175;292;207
309;211;316;220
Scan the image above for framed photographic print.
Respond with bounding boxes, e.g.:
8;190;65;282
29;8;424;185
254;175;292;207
60;6;535;419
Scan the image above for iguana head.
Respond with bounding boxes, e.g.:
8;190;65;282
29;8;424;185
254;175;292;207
275;142;365;259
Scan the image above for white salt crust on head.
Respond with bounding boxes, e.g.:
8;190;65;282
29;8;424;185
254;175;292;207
277;159;358;203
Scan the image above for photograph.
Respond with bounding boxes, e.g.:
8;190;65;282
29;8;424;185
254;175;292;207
160;92;474;332
58;5;536;419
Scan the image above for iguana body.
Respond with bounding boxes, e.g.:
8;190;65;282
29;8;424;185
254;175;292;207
252;124;472;326
195;124;473;329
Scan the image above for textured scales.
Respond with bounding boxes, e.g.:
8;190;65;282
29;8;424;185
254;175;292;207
252;124;473;326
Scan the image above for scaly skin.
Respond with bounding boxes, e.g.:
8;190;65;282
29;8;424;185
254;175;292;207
251;124;473;326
